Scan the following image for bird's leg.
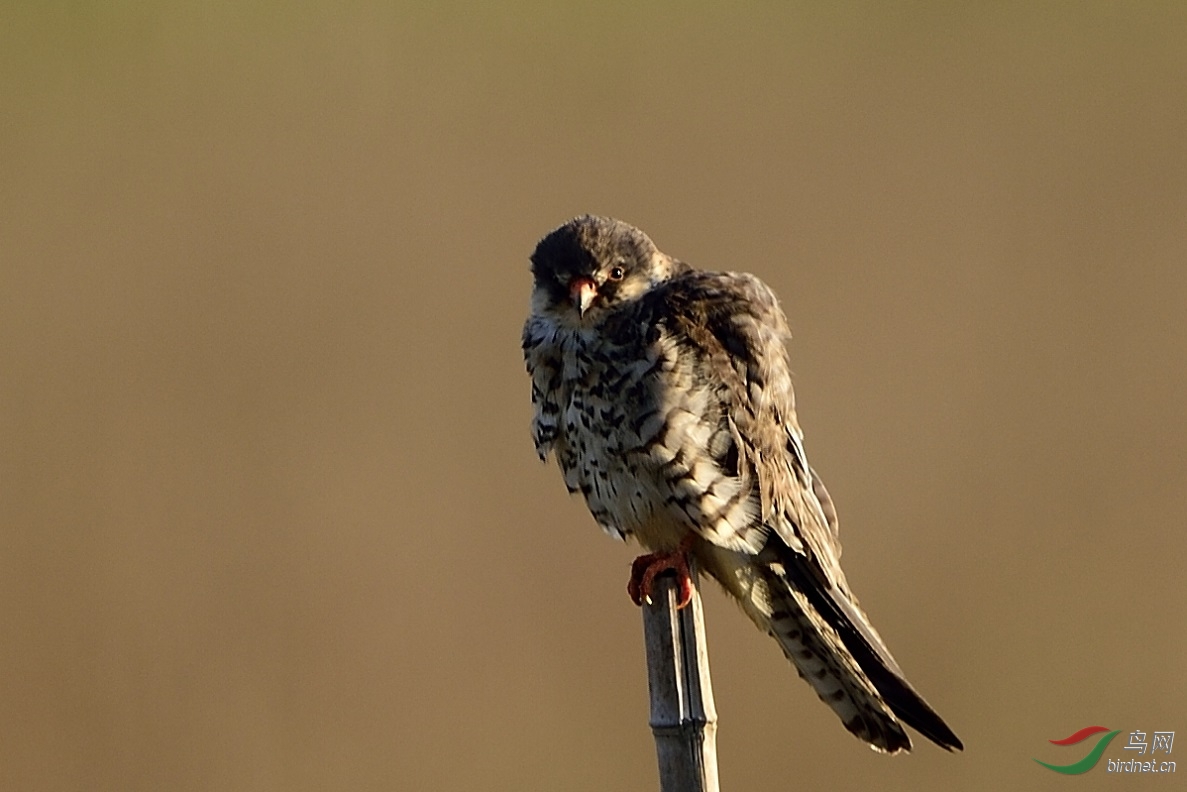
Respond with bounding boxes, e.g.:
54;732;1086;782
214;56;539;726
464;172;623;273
628;536;696;609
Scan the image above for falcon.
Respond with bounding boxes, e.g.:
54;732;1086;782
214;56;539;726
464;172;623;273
522;215;963;754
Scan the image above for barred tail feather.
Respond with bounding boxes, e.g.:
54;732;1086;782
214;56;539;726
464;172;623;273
762;570;914;753
777;554;965;752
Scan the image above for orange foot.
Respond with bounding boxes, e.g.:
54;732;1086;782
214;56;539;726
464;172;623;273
628;540;695;609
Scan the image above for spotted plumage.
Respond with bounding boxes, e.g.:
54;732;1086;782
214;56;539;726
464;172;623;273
522;215;962;754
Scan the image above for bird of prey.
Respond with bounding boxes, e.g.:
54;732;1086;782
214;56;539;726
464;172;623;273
522;215;962;754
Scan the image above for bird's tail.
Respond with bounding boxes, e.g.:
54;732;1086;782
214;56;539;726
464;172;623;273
762;571;915;753
763;561;964;753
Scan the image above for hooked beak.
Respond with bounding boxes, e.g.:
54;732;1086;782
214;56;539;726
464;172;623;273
569;276;597;316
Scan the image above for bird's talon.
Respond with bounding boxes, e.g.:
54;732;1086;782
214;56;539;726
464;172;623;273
627;542;694;608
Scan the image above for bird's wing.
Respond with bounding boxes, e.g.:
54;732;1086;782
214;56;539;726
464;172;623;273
652;271;964;752
654;270;844;581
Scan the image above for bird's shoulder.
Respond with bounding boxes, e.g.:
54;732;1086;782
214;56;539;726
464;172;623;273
641;269;788;332
630;269;793;401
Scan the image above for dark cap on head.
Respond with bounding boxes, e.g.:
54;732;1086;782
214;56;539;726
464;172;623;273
530;215;658;282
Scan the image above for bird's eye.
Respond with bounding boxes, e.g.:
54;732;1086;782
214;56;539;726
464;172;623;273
608;266;626;281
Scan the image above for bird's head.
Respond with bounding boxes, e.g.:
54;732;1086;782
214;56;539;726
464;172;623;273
529;215;683;325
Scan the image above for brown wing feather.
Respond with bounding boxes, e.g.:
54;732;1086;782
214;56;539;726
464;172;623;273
653;270;843;582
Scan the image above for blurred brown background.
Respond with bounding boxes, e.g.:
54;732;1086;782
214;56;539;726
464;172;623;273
3;3;1185;791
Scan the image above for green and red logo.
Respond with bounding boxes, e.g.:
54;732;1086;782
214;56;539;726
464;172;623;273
1034;726;1122;774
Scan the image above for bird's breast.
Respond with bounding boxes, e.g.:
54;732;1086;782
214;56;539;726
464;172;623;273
548;327;758;553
